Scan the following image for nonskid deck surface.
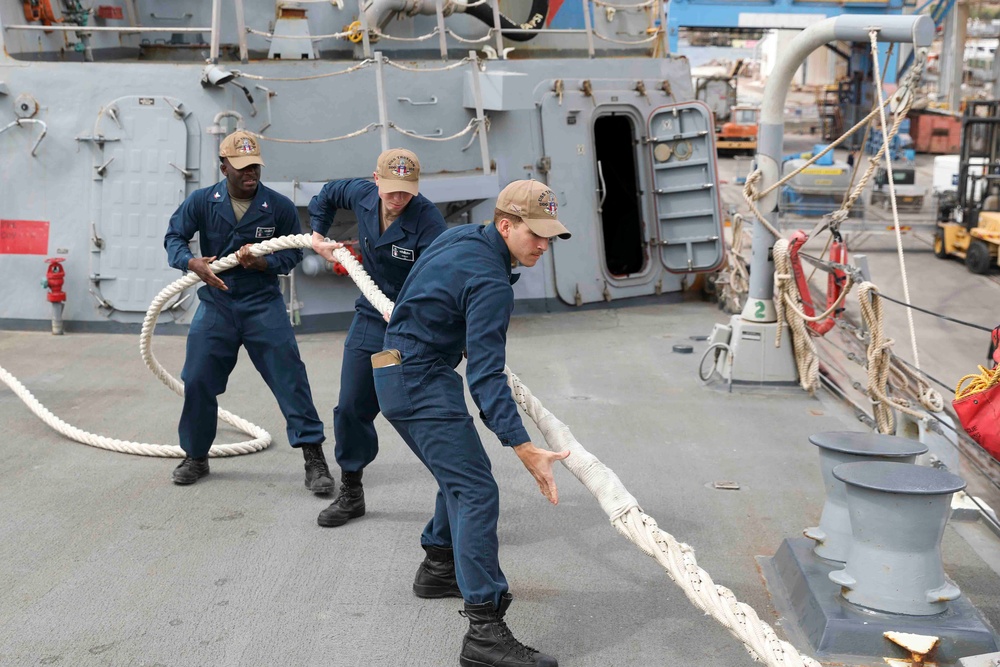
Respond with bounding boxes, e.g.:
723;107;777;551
2;300;999;666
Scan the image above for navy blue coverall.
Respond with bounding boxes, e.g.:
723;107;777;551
308;179;446;473
165;180;325;458
374;223;530;607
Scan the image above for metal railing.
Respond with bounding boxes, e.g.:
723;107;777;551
3;0;666;62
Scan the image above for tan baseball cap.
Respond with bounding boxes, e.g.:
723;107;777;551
376;148;420;196
219;130;265;170
496;180;571;239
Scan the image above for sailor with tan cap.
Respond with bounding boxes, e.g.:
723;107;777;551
308;149;446;528
372;179;570;667
164;130;332;491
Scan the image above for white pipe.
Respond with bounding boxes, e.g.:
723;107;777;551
363;0;473;30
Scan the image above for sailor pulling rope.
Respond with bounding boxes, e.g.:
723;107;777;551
3;239;821;667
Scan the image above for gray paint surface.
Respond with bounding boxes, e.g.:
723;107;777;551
0;0;713;329
3;299;1000;666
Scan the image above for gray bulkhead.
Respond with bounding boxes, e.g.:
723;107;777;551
0;0;722;329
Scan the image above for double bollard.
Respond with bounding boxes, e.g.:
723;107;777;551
804;431;965;616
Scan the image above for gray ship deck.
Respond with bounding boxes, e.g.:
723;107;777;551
3;278;1000;666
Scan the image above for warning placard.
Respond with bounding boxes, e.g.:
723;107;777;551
0;220;49;255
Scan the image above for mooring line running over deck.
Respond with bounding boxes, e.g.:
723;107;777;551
2;232;820;667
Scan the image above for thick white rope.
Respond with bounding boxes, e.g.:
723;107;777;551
507;370;820;667
5;231;821;664
0;363;201;457
0;235;383;458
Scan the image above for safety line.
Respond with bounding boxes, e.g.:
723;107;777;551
872;292;994;333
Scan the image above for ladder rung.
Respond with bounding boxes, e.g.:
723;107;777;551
658;208;715;220
655;183;713;195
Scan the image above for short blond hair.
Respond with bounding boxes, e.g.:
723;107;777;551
493;208;523;226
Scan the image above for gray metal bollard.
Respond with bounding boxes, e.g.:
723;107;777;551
804;432;927;562
829;461;966;616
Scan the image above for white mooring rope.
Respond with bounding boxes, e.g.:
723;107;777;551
0;234;385;458
3;232;819;666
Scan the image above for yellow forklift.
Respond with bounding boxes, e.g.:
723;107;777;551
935;100;1000;274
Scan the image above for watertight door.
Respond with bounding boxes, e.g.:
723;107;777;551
93;97;191;313
538;88;603;306
647;102;724;273
539;87;658;306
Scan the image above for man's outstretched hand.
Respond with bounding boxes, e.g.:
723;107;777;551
513;442;570;505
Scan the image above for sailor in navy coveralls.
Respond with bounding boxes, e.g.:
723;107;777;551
309;148;446;528
164;130;332;492
373;180;571;667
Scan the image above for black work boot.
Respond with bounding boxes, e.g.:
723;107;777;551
172;456;209;485
459;594;558;667
413;545;462;599
317;470;365;527
301;444;336;495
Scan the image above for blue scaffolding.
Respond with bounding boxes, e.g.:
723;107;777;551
667;0;909;81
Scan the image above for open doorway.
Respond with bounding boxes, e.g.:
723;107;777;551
594;114;646;276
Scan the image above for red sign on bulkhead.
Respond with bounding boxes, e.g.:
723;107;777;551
0;220;49;255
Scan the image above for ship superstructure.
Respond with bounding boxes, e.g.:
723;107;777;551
0;0;723;330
